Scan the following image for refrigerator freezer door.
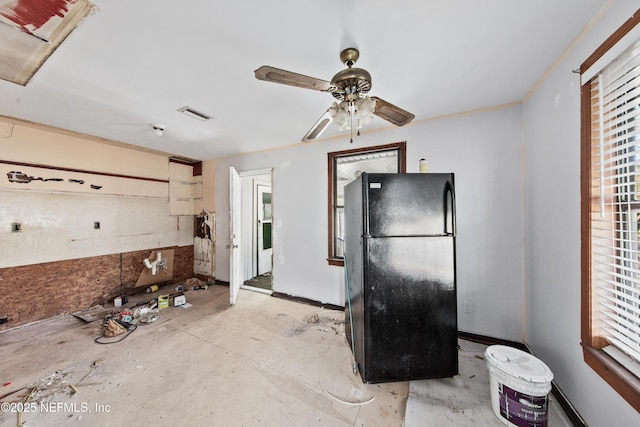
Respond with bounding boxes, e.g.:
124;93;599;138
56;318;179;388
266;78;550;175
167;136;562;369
364;173;454;237
362;235;458;383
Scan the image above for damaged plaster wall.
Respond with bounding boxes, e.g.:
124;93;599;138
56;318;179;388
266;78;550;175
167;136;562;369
0;118;195;328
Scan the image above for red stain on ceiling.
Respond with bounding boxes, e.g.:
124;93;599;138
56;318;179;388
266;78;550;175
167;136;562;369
0;0;71;33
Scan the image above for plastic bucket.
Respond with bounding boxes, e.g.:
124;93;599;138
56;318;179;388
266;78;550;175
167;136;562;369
485;345;554;427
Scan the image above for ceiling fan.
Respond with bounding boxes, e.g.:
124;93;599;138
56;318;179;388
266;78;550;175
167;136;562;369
254;48;415;142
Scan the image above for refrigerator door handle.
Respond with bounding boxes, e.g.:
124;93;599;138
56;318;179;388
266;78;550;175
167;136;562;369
444;180;456;236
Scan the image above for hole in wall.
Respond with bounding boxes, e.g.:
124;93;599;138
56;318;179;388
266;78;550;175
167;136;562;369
11;223;21;232
94;221;100;230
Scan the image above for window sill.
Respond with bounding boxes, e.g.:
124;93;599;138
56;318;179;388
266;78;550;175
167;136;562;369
327;258;344;267
582;343;640;411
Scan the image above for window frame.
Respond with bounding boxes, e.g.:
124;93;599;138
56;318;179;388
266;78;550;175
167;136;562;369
580;9;640;412
327;142;406;266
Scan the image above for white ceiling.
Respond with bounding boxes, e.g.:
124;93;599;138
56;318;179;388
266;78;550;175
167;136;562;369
0;0;609;161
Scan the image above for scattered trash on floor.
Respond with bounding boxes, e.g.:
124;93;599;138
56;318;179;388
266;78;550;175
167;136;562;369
309;312;345;335
103;319;126;337
138;312;159;324
158;295;169;309
0;358;106;425
114;295;129;306
71;305;111;323
287;311;346;337
186;277;208;290
82;281;201;344
303;313;320;324
145;284;159;294
95;318;137;344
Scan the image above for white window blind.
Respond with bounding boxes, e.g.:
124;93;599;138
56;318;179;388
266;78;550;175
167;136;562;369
591;38;640;365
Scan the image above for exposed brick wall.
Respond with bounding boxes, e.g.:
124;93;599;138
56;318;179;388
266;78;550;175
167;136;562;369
0;246;193;329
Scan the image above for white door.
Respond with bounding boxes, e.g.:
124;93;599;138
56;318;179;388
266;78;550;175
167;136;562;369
256;183;272;276
229;166;242;304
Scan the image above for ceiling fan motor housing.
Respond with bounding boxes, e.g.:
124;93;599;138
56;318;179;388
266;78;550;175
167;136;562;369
330;68;372;102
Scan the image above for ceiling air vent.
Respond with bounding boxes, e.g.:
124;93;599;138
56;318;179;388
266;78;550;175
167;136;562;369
177;106;212;122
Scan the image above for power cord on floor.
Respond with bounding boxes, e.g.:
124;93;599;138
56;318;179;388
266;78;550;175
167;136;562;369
94;320;138;345
319;382;375;406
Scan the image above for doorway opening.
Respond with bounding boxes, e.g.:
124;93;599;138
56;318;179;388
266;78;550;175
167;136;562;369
239;169;273;294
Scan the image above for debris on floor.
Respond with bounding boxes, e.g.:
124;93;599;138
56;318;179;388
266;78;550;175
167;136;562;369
303;313;320;324
299;311;345;335
93;298;160;344
103;319;126;337
71;305;111;323
74;283;198;344
0;289;411;427
186;277;208;290
0;358;107;427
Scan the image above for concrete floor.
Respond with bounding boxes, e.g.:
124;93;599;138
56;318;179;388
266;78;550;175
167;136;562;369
405;340;573;426
0;284;407;427
0;284;572;427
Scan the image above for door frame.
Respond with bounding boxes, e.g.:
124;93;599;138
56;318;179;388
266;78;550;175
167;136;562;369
229;166;242;305
230;167;274;301
255;180;272;276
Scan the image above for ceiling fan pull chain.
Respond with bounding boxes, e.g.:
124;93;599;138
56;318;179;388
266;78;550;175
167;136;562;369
350;104;354;143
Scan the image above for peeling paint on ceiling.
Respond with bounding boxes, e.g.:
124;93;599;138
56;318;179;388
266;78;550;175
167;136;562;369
0;0;72;36
0;0;93;85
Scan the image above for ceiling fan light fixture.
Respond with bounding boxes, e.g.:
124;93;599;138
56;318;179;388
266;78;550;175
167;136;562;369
329;101;351;131
329;96;376;131
354;96;376;126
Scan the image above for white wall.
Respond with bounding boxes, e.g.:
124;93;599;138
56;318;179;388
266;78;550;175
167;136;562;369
215;104;525;341
523;2;639;425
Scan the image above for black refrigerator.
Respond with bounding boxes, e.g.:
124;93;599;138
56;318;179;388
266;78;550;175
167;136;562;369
344;172;458;383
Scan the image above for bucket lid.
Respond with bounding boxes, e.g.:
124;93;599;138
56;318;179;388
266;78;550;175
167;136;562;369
485;345;553;383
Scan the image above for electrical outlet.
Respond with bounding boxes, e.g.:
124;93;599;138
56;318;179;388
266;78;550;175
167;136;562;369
463;301;472;314
0;316;8;324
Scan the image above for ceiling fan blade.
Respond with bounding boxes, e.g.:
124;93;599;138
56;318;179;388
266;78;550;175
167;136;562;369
371;97;415;126
302;109;334;142
255;66;335;92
